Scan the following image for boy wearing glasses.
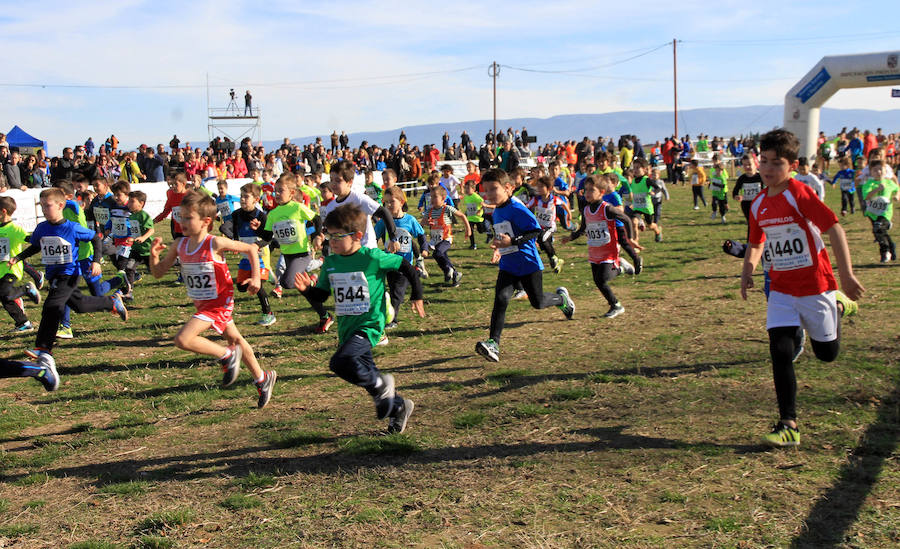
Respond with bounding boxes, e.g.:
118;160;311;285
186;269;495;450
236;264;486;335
293;204;424;434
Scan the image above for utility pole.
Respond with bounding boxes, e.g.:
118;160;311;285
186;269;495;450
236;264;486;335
489;61;500;141
673;39;678;138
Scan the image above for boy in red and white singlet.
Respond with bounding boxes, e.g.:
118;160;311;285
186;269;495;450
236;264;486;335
740;129;864;448
149;191;276;409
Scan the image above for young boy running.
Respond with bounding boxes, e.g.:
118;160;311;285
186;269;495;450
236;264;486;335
831;157;856;216
154;174;189;284
375;186;425;330
8;188;128;360
708;156;729;223
475;169;575;363
234;183;276;326
293;204;425;434
732;155;764;239
0;196;41;332
149;191;276;408
561;176;639;318
861;159;899;262
629;158;664;241
461;181;487;250
740;129;864;448
421;185;470;287
525;176;568;273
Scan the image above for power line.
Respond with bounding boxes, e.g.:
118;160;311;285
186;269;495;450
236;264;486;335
501;42;671;74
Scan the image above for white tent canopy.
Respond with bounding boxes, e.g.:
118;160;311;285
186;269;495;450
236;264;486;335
784;50;900;159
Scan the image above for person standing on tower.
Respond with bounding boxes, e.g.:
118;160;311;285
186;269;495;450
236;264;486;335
244;90;253;116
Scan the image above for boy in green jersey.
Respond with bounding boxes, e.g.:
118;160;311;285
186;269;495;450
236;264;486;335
293;204;425;434
708;155;729;223
362;170;383;204
861;159;899;262
461;181;486;249
259;174;330;332
0;196;41;331
628;158;663;243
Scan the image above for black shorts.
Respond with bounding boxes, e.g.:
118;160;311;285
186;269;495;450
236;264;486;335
640;212;654;225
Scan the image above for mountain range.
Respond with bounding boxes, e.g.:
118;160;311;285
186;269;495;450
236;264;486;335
255;105;900;150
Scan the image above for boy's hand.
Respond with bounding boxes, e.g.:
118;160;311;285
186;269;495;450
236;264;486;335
410;299;425;318
740;271;754;300
90;261;102;277
421;250;429;258
840;273;865;301
246;276;261;295
249;218;261;230
490;249;501;264
387;240;401;254
629;239;644;251
493;234;512;247
293;271;313;292
149;237;166;258
312;234;324;250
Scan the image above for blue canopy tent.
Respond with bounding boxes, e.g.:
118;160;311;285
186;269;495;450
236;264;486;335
5;125;47;155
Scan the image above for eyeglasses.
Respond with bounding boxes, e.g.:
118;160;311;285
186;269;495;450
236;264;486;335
324;231;355;240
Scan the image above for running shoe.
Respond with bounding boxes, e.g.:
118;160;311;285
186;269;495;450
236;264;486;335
634;255;643;275
376;334;389;347
451;269;463;287
551;256;564;274
174;273;184;285
56;325;74;339
385;294;395;325
387;398;414;434
655;233;662;242
111;292;128;321
36;271;46;290
12;321;34;333
271;285;283;299
24;282;41;305
385;321;399;330
256;370;277;409
220;345;242;387
475;339;500;362
710;212;717;219
556;287;575;320
762;422;800;448
36;353;59;392
256;313;277;326
512;289;528;300
315;313;334;334
602;302;625;318
469;244;477;250
619;258;635;275
373;373;396;420
415;257;429;279
834;290;858;317
721;216;727;224
105;271;127;295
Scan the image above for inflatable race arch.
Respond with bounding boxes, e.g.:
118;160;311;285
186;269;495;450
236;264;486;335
784;50;900;159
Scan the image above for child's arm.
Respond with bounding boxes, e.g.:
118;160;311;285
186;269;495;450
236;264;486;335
452;209;472;238
292;272;330;302
740;243;765;300
561;213;587;243
825;223;865;300
149;237;179;278
214;236;261;295
136;226;155;244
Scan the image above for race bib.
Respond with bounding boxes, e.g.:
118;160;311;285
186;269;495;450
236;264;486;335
586;222;611;247
429;228;444;246
40;236;73;265
171;206;182;225
492;221;517;256
465;202;480;217
393;228;412;254
0;238;9;262
763;223;813;271
365;186;379;201
743;183;761;200
111;217;129;238
93;207;110;227
329;271;370;316
868;197;889;216
710;180;725;191
239;236;257;246
837;178;853;191
534;205;555;228
632;193;648;210
128;221;143;238
117;244;132;258
272;220;299;245
182;261;217;300
217;201;233;220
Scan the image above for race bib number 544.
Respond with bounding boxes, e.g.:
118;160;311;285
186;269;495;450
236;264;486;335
329;271;370;316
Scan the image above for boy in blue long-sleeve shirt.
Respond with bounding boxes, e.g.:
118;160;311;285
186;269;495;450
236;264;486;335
831;157;856;216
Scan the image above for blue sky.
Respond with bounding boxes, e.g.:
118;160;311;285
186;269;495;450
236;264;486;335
1;0;898;152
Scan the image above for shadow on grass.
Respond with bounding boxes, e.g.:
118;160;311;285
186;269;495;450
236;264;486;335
4;425;763;484
791;380;899;548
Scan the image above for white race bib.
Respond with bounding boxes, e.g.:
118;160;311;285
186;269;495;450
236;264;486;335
534;205;555;228
93;207;110;227
117;244;132;258
0;238;9;262
428;228;444;246
329;271;370;316
393;228;412;254
182;261;218;300
465;202;480;217
868;197;889;216
632;193;649;210
365;186;380;201
837;178;853;191
40;236;73;265
171;206;182;225
217;201;233;220
492;221;517;256
763;223;813;271
586;222;611;247
111;217;129;238
743;183;761;200
272;220;299;245
128;221;143;238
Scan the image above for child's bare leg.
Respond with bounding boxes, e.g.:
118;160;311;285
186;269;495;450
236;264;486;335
174;318;227;358
222;323;263;380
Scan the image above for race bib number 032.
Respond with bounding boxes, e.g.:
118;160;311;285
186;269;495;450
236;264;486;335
182;262;218;300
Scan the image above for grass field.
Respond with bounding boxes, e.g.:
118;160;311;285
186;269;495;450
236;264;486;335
0;181;897;548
